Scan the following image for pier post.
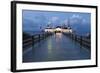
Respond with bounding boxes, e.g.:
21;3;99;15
38;34;40;41
80;36;83;45
75;35;77;41
32;36;34;45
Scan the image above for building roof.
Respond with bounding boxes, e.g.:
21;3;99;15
45;27;53;29
55;26;69;29
56;26;62;28
45;25;72;29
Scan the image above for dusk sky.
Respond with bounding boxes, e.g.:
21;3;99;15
22;10;91;35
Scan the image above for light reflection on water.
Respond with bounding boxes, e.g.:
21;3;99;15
47;38;52;53
55;33;62;39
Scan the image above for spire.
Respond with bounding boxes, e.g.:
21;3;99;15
67;19;71;29
67;19;70;27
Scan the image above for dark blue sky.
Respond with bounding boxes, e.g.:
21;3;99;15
22;10;91;35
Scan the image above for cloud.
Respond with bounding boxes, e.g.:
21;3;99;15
63;19;68;24
51;16;59;22
70;14;82;24
47;21;51;24
47;16;59;26
71;14;82;19
82;19;87;23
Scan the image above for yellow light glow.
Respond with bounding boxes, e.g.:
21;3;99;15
47;39;52;50
56;28;62;32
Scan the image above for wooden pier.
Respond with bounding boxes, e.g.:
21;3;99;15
23;31;91;52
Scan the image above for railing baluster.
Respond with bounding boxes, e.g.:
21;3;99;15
32;36;34;45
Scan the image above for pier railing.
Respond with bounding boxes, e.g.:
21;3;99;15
23;32;53;49
63;33;91;48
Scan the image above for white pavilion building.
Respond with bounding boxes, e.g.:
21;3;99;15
44;25;72;33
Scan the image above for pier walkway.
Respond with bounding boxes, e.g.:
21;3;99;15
23;32;91;62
